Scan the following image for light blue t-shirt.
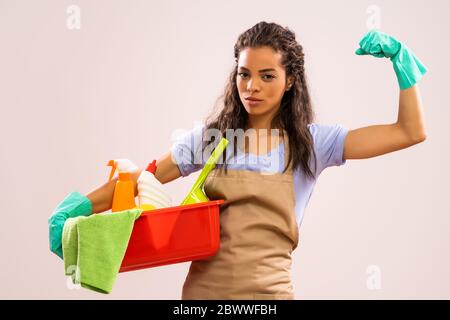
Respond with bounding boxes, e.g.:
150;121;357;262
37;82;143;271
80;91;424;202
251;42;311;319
170;123;349;227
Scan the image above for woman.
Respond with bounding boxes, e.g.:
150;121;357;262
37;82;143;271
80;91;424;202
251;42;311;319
49;22;427;299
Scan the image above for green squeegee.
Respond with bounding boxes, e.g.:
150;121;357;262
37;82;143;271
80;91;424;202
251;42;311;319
181;137;229;205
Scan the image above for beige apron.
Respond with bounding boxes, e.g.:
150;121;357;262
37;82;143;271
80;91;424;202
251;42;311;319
181;141;299;300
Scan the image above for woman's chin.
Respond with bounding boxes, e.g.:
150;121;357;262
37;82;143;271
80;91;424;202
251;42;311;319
244;107;270;116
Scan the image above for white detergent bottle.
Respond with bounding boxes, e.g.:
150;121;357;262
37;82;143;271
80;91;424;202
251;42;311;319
137;160;172;211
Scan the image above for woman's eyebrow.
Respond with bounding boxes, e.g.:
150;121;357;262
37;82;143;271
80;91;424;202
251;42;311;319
238;66;277;73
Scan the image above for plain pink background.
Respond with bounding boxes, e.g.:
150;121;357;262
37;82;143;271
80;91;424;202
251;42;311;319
0;0;448;299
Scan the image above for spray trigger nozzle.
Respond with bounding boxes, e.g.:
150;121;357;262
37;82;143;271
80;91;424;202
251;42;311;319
107;160;117;182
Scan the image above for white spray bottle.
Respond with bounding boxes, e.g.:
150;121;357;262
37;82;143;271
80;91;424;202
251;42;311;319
137;160;172;210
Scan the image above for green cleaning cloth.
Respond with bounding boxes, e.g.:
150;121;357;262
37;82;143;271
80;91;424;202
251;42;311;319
62;208;142;294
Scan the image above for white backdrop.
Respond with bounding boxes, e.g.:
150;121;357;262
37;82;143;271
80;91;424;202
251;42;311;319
0;0;448;299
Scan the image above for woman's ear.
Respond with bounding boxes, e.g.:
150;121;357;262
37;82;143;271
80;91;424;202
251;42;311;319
286;75;295;91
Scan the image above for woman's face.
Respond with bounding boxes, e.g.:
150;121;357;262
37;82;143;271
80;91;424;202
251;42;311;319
236;46;293;124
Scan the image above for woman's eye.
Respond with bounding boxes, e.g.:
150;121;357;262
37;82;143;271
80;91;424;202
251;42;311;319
238;73;275;80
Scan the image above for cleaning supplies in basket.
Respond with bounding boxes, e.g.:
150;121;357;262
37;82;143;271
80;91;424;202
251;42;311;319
107;158;172;212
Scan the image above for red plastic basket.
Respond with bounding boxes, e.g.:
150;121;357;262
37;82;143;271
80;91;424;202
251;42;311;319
119;200;224;273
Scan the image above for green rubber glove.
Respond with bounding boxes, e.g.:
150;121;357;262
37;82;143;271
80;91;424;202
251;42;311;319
355;30;427;90
48;192;93;259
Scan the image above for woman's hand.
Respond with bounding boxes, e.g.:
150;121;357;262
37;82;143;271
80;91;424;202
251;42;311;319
342;31;428;161
48;192;93;259
355;30;427;90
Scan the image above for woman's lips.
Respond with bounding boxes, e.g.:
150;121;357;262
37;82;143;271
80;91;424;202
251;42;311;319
245;98;264;106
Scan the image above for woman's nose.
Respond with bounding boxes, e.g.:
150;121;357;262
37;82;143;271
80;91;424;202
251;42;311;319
247;78;260;92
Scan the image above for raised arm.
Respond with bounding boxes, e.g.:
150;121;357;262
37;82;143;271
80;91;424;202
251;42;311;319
343;85;426;160
343;30;428;161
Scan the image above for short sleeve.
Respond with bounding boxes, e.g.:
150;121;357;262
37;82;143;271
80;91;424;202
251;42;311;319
170;124;206;177
308;123;349;175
